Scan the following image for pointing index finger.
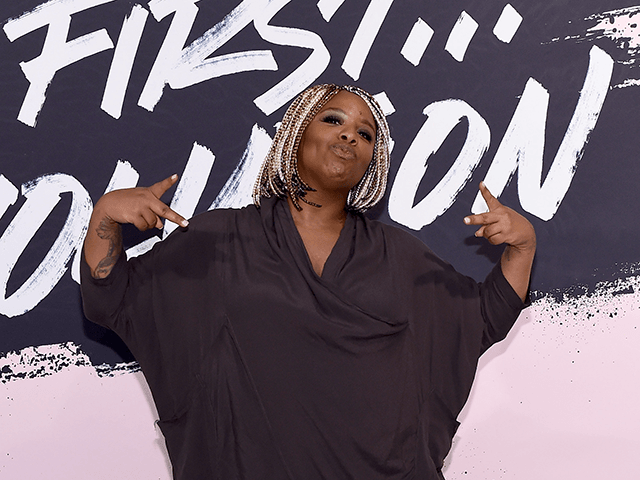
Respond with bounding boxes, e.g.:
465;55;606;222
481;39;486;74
150;198;189;228
479;181;501;211
149;174;179;199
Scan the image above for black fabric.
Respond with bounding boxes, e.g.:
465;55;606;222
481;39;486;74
81;197;524;480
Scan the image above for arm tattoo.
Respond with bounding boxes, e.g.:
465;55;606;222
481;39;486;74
92;218;122;279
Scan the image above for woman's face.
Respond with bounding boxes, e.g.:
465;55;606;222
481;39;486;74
297;91;376;196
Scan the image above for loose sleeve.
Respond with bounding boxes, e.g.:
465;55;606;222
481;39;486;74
79;212;231;420
80;246;133;330
478;262;527;352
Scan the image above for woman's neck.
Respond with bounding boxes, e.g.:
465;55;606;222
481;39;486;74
286;195;348;276
286;192;348;230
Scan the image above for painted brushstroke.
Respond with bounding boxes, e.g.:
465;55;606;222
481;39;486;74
584;6;640;66
444;11;479;62
550;5;640;88
0;342;139;383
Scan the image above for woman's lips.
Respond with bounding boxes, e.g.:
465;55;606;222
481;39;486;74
330;143;356;160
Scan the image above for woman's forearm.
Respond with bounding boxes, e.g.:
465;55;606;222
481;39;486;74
84;205;123;279
500;242;536;302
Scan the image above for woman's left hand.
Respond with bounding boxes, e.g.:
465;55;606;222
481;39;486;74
463;182;536;252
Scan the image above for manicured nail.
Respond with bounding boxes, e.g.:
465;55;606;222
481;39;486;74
181;220;189;227
464;217;471;224
171;174;178;180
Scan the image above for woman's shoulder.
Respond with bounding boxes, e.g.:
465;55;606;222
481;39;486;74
359;215;460;274
185;203;261;231
361;214;434;250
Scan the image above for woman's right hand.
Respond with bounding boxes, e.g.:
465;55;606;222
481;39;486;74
84;175;188;278
96;174;188;231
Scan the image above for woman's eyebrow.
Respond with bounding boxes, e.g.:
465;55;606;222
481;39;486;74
322;107;376;132
321;107;346;116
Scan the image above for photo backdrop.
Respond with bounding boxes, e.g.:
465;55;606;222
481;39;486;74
1;1;638;478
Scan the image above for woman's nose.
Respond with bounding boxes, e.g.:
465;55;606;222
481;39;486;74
340;129;357;143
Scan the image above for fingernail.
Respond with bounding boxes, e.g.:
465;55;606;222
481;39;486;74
171;174;178;180
464;217;470;224
480;181;485;188
181;220;189;227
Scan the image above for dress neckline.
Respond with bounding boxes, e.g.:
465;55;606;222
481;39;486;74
274;198;355;281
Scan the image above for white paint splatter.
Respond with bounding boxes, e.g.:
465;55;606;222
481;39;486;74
614;77;640;88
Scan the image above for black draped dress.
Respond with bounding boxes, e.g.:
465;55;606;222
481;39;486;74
81;196;524;480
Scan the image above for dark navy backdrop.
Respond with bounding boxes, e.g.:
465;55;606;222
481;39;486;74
1;0;638;364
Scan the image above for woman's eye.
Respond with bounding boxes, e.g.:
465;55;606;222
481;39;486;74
322;115;341;125
359;130;372;142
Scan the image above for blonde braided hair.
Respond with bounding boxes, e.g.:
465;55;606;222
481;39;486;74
252;84;391;213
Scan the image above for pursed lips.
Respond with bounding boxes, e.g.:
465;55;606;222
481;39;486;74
330;143;356;160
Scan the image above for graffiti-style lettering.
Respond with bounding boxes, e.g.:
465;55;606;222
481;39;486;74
123;143;217;258
210;124;272;209
163;143;215;238
102;4;149;119
168;0;277;99
3;0;115;127
0;174;92;317
472;45;614;220
0;176;19;219
389;45;614;230
388;100;490;230
342;0;394;81
253;0;330;115
139;0;201;110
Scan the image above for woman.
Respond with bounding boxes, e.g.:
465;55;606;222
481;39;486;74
82;84;535;479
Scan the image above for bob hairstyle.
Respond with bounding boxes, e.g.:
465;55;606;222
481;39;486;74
252;84;391;213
